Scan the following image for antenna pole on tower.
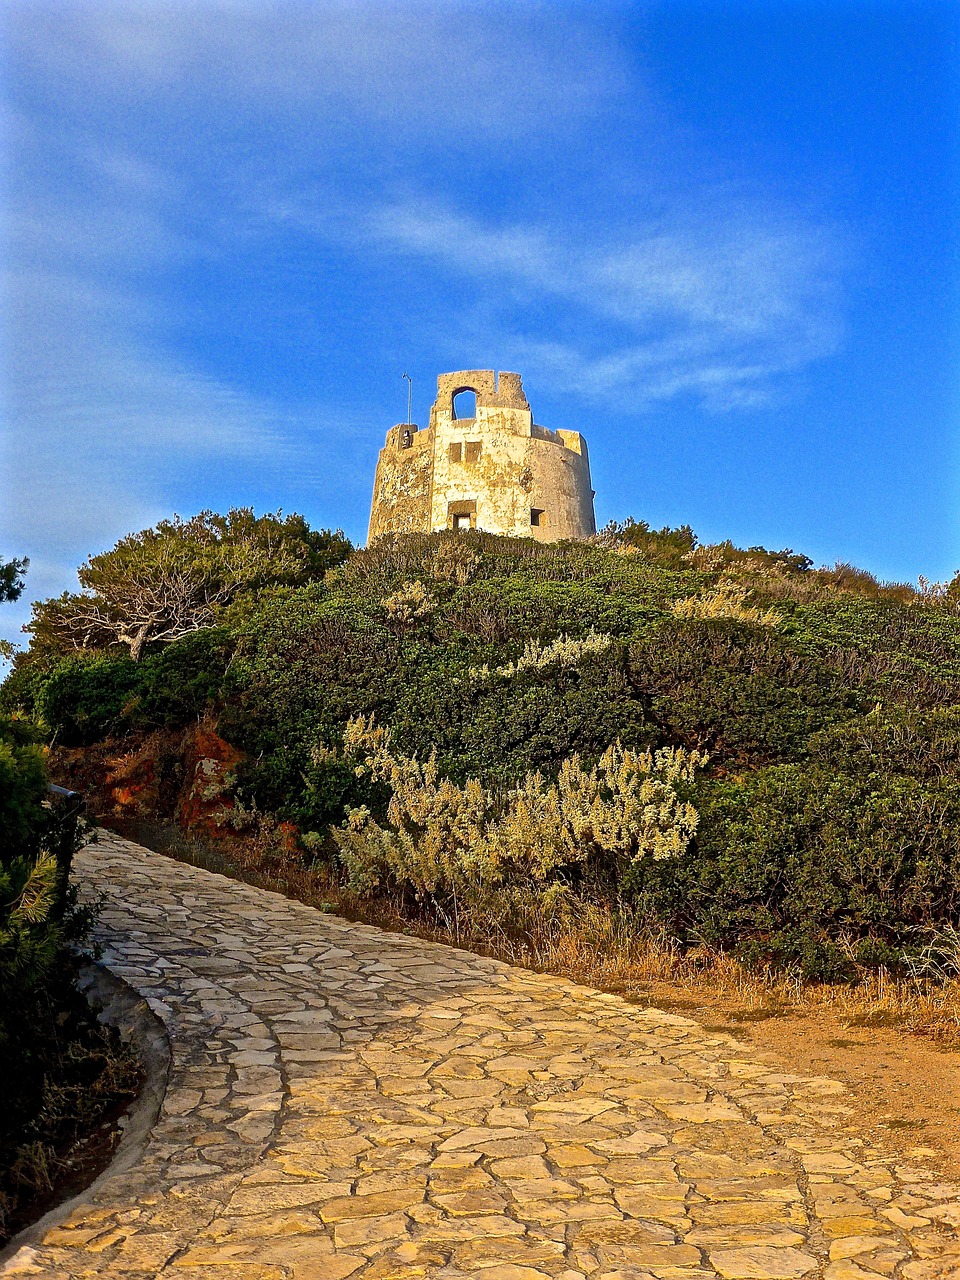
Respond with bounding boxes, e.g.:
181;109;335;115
402;373;412;425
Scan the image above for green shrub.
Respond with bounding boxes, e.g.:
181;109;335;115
36;654;140;746
786;596;960;705
0;719;48;856
807;705;960;782
626;763;960;977
595;518;698;568
392;644;655;785
239;742;389;836
9;630;233;747
134;628;232;729
439;575;655;643
0;652;61;723
627;617;859;763
226;589;406;754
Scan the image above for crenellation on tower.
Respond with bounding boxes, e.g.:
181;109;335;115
368;370;596;543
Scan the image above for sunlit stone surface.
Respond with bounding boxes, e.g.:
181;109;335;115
4;830;960;1279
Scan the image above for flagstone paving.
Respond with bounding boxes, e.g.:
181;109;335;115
5;829;960;1280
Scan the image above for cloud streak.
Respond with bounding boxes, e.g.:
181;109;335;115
1;120;356;657
369;200;838;332
7;1;622;142
1;255;304;649
289;194;844;410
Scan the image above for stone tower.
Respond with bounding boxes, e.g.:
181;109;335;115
368;370;596;543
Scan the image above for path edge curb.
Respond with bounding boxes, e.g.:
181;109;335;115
0;960;172;1269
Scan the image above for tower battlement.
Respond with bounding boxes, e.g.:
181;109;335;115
368;370;596;542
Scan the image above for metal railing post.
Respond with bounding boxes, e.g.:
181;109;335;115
46;785;85;918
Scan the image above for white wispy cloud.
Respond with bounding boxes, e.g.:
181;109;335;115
501;335;810;410
1;121;352;657
296;195;844;410
6;1;621;142
1;256;301;652
1;242;365;655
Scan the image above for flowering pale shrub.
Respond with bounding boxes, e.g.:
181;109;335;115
681;544;729;573
913;575;960;613
381;579;435;628
469;629;612;682
429;540;480;585
671;582;782;627
330;716;706;923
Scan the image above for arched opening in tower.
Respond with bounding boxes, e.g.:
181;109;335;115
452;389;477;420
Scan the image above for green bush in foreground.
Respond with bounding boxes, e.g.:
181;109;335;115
628;764;960;979
0;716;138;1239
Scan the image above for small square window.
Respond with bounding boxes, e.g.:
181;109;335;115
449;442;462;463
448;499;476;530
464;441;481;464
530;508;546;527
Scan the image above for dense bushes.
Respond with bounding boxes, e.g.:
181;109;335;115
808;706;960;781
0;716;138;1237
8;517;960;978
628;763;960;978
627;618;860;763
2;629;234;746
0;718;49;853
36;656;141;746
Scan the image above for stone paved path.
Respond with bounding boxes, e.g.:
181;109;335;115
5;831;960;1280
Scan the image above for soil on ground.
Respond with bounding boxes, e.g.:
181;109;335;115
2;1094;137;1246
635;982;960;1177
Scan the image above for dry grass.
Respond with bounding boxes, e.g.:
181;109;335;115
113;819;960;1052
516;908;960;1047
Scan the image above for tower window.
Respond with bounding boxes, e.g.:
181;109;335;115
530;508;546;527
465;441;481;464
449;442;462;463
452;389;477;420
448;499;477;531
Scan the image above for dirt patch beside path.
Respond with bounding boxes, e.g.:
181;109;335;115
630;983;960;1177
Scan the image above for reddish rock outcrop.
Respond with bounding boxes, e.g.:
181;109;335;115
176;727;245;837
50;723;247;839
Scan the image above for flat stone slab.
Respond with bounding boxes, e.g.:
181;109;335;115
4;829;960;1279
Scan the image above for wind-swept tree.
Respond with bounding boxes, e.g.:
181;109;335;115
27;510;350;662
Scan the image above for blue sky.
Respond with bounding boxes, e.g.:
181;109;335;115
2;0;958;654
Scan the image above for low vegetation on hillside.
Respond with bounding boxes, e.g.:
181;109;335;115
0;560;138;1243
5;513;960;986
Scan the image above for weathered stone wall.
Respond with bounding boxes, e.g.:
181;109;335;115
368;371;596;542
367;423;435;542
527;431;596;542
